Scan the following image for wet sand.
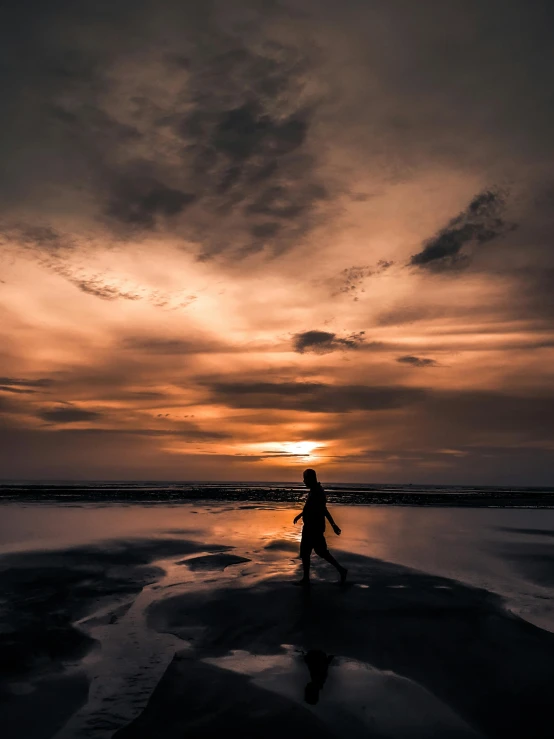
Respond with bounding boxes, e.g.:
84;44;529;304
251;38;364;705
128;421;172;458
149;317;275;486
1;504;554;738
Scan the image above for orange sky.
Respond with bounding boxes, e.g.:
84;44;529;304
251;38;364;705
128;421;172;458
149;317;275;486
1;0;553;483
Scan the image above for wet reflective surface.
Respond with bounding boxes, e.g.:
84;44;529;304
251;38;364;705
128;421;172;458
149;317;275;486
1;503;554;738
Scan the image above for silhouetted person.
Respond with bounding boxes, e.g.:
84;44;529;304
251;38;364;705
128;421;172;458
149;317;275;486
293;468;347;586
303;649;334;705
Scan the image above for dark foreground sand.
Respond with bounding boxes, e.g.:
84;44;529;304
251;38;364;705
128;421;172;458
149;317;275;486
1;506;554;739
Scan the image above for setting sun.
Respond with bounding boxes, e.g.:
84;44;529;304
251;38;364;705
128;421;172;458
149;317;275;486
282;441;320;458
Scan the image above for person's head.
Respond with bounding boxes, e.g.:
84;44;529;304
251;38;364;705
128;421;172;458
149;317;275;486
303;468;318;488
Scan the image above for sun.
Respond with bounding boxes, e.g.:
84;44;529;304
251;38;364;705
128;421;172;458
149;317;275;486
243;440;323;464
282;441;319;457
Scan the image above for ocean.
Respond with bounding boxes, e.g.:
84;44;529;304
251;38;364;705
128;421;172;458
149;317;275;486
1;480;554;506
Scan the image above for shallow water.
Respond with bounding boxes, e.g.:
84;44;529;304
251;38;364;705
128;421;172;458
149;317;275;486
1;502;553;631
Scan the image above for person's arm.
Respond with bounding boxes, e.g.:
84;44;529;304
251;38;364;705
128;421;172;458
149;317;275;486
293;509;304;524
325;507;341;535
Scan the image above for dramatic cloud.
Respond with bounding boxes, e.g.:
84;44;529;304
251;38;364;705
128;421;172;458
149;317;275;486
410;189;516;271
396;356;438;368
29;29;328;261
0;0;553;483
292;330;366;354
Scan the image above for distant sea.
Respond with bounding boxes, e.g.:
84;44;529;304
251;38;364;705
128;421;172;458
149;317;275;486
1;481;554;507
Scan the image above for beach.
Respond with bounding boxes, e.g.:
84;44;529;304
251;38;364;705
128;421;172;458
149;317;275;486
1;502;554;738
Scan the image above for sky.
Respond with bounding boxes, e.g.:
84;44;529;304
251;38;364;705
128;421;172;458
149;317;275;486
1;0;553;484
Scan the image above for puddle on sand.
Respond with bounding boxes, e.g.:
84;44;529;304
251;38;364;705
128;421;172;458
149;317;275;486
52;545;294;739
52;560;189;739
203;646;480;739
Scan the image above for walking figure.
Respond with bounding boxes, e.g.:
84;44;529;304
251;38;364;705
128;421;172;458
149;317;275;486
293;468;347;586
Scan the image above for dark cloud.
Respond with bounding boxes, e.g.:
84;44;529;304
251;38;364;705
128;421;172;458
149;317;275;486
0;225;74;256
0;386;38;395
163;41;328;258
38;406;102;423
205;380;426;412
396;355;438;368
0;377;54;388
410;189;516;270
63;426;229;441
209;100;308;162
292;330;366;354
8;12;328;259
106;175;196;228
3;0;552;270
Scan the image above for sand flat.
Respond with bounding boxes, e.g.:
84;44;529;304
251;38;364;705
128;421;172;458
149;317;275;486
1;504;554;738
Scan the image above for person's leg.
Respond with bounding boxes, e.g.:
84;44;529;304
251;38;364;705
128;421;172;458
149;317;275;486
297;532;312;585
315;536;348;583
301;551;311;581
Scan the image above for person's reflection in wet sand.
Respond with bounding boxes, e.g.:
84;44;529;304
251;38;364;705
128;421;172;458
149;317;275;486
303;649;334;705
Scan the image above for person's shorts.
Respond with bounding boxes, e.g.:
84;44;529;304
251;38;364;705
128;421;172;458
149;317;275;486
300;529;329;558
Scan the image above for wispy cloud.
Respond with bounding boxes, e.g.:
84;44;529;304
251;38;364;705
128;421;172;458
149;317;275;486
330;260;393;299
1;224;196;307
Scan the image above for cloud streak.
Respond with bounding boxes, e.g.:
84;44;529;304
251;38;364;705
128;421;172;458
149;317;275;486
0;377;54;389
38;406;103;423
292;330;366;354
396;356;438;368
205;380;427;412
